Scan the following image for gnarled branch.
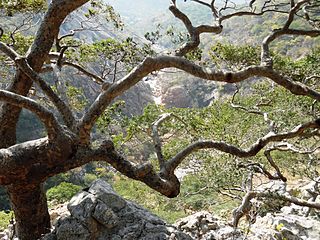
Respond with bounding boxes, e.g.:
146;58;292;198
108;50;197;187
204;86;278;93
231;189;320;227
78;56;320;143
165;118;320;173
261;0;320;66
0;90;62;140
152;113;172;168
0;42;76;129
169;5;222;56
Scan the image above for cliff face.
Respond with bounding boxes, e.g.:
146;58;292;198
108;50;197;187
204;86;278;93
147;71;224;109
148;70;218;108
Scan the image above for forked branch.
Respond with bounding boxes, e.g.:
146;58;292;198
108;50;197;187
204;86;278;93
261;0;320;66
0;42;76;129
78;56;320;143
77;118;320;199
0;90;62;140
169;4;222;56
231;189;320;227
152;113;172;168
165;118;320;173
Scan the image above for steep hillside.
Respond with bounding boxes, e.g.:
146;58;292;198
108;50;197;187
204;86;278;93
129;1;320;108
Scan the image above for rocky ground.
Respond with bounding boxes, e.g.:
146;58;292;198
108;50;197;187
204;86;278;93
1;179;319;240
175;209;320;240
42;180;191;240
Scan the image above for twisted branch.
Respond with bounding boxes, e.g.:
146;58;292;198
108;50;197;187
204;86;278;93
0;42;76;128
0;90;62;140
169;5;222;56
166;118;320;173
231;189;320;227
261;0;320;66
78;56;320;143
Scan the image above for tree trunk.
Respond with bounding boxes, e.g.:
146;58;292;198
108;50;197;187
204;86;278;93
7;183;50;240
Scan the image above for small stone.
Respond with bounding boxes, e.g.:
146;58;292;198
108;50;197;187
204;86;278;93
207;223;218;230
202;225;209;234
0;232;8;239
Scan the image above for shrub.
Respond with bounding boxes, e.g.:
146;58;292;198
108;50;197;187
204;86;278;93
46;182;82;203
84;173;98;185
0;211;12;231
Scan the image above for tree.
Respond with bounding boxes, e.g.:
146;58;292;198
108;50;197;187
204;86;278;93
0;0;319;239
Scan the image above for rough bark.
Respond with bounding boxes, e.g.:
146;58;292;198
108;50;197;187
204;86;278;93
0;1;89;239
7;184;50;240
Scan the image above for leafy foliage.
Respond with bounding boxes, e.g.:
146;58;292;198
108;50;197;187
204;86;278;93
0;33;34;55
210;43;320;85
111;169;240;223
46;182;82;204
94;70;320;220
0;0;319;232
85;0;124;29
210;42;260;69
274;47;320;83
0;211;12;231
0;0;46;16
78;38;153;66
66;85;88;111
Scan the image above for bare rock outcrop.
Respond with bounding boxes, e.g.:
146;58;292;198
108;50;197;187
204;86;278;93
174;211;243;240
42;180;192;240
174;208;320;240
249;211;320;240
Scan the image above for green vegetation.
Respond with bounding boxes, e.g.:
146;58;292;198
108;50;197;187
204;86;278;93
0;33;34;55
210;43;260;68
112;173;238;223
66;85;88;111
46;182;82;204
0;211;12;231
39;43;319;222
0;41;318;227
0;0;46;16
210;42;320;83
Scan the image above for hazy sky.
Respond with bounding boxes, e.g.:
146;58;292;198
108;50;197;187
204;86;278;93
104;0;249;33
105;0;248;16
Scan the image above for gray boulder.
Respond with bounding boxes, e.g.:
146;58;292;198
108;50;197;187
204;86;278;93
248;212;320;240
42;180;191;240
174;211;243;240
174;210;320;240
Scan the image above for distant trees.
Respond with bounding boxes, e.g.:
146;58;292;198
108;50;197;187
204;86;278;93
0;0;319;239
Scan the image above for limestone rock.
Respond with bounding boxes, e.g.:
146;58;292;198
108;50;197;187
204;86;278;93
175;211;243;240
42;180;191;240
248;212;320;240
41;179;320;240
162;85;193;108
174;210;320;240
